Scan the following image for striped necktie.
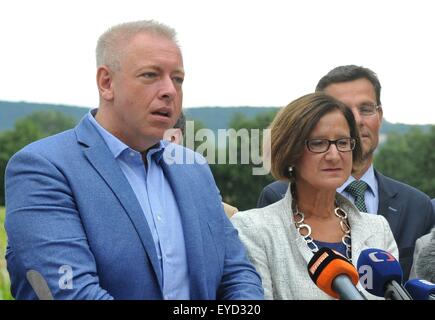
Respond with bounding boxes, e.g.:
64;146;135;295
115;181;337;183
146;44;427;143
345;180;368;212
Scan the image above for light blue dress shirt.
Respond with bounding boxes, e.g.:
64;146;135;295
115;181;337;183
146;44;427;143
338;165;379;214
88;110;190;299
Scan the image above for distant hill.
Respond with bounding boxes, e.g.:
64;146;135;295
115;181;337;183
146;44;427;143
0;100;432;134
0;101;89;131
184;106;278;131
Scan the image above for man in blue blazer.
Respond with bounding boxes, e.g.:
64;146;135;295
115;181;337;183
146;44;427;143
257;65;435;280
5;20;263;300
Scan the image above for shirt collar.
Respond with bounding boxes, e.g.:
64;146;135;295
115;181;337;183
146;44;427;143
88;109;166;162
145;140;167;164
338;164;377;196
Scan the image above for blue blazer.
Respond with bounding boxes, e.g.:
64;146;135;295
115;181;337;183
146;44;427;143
256;174;435;280
5;116;263;300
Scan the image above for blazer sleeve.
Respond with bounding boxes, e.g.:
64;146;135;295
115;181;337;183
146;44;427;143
231;213;273;299
215;215;265;300
5;150;113;300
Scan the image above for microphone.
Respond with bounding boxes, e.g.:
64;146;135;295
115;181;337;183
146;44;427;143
307;247;367;300
26;270;54;300
357;248;412;300
404;279;435;300
413;231;435;282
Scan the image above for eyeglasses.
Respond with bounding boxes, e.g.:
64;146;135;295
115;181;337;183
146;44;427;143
356;104;381;117
305;138;356;153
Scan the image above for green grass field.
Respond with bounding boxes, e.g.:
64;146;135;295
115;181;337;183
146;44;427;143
0;206;13;300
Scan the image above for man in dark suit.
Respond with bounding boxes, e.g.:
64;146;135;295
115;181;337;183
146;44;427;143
5;20;263;300
257;65;435;280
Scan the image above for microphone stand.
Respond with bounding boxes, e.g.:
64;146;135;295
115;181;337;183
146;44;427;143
384;281;412;300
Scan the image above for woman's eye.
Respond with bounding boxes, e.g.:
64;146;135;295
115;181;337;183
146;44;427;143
337;140;348;147
311;140;325;147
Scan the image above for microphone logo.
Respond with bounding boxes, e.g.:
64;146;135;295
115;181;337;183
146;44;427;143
308;251;329;275
359;251;396;290
417;279;435;286
358;265;374;290
368;251;395;263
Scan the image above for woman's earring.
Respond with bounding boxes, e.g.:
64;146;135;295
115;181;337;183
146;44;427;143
288;166;294;178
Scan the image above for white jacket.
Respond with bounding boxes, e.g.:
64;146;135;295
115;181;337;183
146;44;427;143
231;184;398;300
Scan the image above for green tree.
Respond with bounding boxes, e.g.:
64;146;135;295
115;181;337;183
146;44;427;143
210;111;278;210
23;110;76;136
1;206;12;300
374;126;435;198
0;111;76;205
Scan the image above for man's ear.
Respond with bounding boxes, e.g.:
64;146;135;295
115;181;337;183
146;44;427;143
378;105;384;124
96;66;114;101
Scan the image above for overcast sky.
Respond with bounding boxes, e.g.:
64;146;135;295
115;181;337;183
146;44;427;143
1;0;434;124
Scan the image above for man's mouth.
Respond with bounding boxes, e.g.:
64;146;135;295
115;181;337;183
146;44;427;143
151;107;172;118
152;111;170;117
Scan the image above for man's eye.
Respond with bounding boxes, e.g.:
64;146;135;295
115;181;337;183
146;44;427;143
173;76;184;85
141;72;157;78
359;105;374;113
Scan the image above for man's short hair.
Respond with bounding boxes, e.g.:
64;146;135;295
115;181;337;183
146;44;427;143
315;65;382;106
96;20;179;70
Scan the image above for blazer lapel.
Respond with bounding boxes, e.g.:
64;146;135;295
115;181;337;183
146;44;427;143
75;117;164;289
375;170;401;237
334;194;376;265
348;212;374;262
161;158;208;299
279;185;316;264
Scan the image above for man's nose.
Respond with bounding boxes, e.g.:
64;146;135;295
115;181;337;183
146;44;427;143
159;76;178;100
351;107;364;125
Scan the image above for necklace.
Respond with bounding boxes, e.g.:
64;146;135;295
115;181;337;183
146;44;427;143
293;205;352;261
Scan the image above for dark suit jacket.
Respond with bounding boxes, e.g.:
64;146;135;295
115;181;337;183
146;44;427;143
256;172;435;280
5;115;264;300
375;171;435;280
257;181;288;209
